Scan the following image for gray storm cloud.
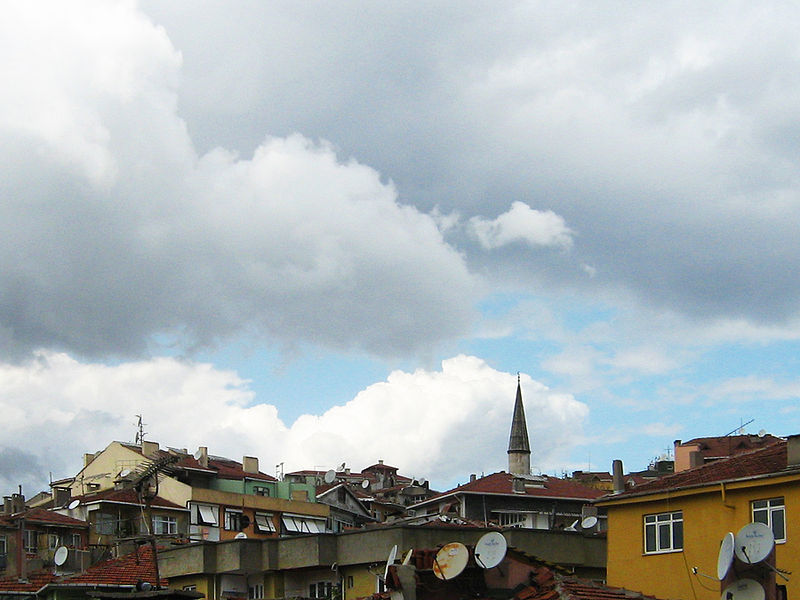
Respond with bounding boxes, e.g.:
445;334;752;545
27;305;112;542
0;2;476;360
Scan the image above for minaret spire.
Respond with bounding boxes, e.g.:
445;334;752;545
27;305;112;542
507;374;531;475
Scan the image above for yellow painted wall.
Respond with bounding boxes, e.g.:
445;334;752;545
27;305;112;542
342;565;379;600
601;475;800;600
167;574;215;599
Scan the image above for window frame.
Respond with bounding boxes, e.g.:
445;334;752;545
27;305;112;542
752;497;786;543
23;529;38;553
644;510;683;554
152;515;178;535
224;508;244;531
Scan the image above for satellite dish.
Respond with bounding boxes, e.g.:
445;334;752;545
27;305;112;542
474;531;507;569
338;463;346;471
324;470;336;484
234;532;248;539
720;579;765;600
194;448;204;460
758;429;767;438
361;479;370;489
735;522;774;564
417;477;426;486
433;542;469;580
67;499;80;510
402;548;414;565
717;532;735;580
384;544;398;581
581;516;598;529
53;546;69;566
565;519;579;532
118;469;131;478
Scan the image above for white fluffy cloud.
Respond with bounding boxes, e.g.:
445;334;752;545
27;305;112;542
469;202;574;250
0;352;588;493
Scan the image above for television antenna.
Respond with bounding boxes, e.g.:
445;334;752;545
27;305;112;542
135;414;147;445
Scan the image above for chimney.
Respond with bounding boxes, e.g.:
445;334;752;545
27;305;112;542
11;493;25;514
689;450;704;469
197;446;209;468
378;459;384;465
3;496;10;514
83;453;95;467
141;440;159;458
470;473;477;483
787;434;800;467
243;456;259;474
612;460;624;494
53;488;71;507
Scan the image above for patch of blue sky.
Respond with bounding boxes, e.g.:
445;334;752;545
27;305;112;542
195;341;388;425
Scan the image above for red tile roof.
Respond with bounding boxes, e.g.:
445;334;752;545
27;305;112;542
521;565;662;600
0;507;89;528
119;443;276;482
0;571;59;592
678;434;781;459
67;544;165;587
72;488;185;510
602;439;794;500
419;472;604;506
0;546;164;593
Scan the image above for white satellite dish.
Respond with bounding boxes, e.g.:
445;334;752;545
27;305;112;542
735;522;774;564
474;531;507;569
324;470;336;484
402;548;414;565
118;469;131;478
53;546;69;566
234;532;248;539
433;542;469;580
384;544;398;581
417;477;426;486
67;499;80;510
718;532;735;580
361;479;370;489
564;519;579;532
581;516;598;529
720;579;765;600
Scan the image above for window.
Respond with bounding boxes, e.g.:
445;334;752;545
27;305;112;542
153;515;177;535
346;576;354;589
23;529;38;553
310;582;332;599
254;513;276;533
0;535;7;566
225;509;245;531
281;515;326;534
248;584;264;599
70;533;82;548
494;511;528;528
753;498;785;543
253;486;270;497
193;504;218;526
96;513;116;535
49;534;60;549
182;586;197;592
644;511;683;553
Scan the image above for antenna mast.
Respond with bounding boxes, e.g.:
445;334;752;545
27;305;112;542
135;415;147;445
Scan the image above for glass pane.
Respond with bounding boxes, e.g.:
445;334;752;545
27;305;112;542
772;509;785;541
753;510;768;525
659;523;671;549
645;523;656;552
753;500;767;509
673;520;683;549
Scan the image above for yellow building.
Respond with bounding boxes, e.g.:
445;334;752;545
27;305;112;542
597;435;800;600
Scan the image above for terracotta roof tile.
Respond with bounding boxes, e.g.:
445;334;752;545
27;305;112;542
0;571;59;592
603;440;792;500
66;544;166;587
678;434;781;459
422;472;604;504
2;507;88;528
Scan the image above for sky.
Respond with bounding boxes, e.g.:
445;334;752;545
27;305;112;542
3;1;800;495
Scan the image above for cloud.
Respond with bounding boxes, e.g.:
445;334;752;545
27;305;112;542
469;202;574;250
0;352;588;493
137;2;800;330
0;1;476;361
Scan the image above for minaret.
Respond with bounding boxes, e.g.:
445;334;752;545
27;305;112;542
507;374;531;475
